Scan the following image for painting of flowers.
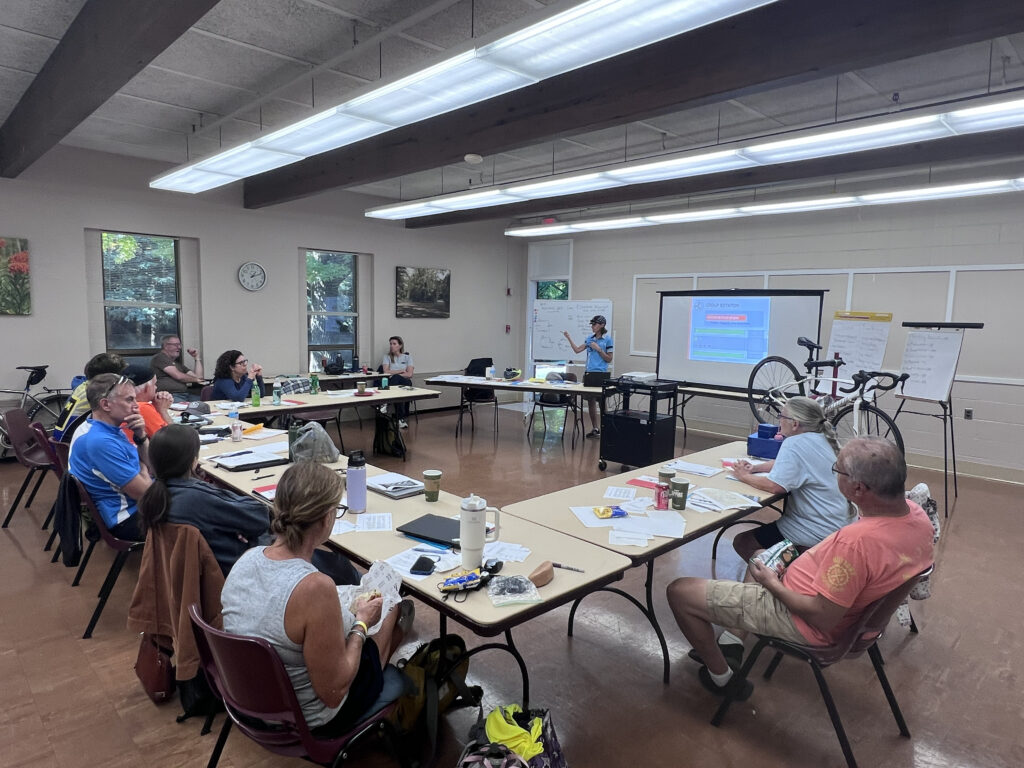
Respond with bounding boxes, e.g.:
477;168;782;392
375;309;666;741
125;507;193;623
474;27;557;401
0;237;31;315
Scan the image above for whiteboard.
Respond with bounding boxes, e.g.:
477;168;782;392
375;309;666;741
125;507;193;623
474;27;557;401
826;312;892;378
898;330;964;402
531;299;613;362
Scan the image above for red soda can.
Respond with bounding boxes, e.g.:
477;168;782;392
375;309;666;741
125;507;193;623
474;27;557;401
655;482;670;510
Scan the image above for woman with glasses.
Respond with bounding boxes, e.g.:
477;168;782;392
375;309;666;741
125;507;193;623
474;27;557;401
730;396;853;561
222;462;410;737
211;349;264;401
562;314;613;438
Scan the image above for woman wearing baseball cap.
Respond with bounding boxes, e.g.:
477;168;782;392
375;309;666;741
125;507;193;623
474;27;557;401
562;315;613;438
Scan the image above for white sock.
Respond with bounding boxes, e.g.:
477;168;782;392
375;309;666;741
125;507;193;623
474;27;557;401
708;667;734;686
719;630;744;647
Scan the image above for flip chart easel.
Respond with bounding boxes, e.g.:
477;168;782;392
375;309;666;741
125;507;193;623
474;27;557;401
893;322;983;517
826;311;892;377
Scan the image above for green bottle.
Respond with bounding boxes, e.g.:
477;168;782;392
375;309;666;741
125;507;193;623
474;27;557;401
250;376;261;407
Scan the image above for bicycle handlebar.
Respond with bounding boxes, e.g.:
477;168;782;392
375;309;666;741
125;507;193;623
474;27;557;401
838;371;909;395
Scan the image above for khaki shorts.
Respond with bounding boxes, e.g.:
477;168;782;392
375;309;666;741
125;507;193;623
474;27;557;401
705;580;808;644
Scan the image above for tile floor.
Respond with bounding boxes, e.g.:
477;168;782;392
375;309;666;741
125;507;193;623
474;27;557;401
1;407;1020;767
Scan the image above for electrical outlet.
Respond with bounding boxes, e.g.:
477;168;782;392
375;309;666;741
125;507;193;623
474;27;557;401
964;408;974;420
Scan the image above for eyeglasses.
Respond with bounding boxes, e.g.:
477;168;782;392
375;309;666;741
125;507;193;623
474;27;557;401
234;358;248;366
831;461;851;478
102;375;129;401
335;505;348;519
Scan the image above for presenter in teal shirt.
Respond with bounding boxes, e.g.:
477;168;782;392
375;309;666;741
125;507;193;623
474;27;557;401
563;315;613;438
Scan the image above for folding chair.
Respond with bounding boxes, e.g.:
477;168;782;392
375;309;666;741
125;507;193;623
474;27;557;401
711;566;933;768
188;605;408;768
2;408;52;528
71;477;145;638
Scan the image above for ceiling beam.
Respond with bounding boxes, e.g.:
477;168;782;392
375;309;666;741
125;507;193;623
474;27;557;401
243;0;1024;209
406;128;1024;228
0;0;221;178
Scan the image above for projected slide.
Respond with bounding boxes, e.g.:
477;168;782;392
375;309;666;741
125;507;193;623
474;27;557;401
689;296;770;365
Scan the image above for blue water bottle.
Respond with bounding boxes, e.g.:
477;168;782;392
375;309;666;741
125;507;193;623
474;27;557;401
346;450;367;513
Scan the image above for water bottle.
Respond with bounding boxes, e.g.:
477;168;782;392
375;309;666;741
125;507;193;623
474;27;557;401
272;377;282;406
250;376;261;407
310;372;320;395
347;450;367;513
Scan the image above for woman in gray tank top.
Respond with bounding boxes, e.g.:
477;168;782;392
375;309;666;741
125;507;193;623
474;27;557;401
222;462;408;735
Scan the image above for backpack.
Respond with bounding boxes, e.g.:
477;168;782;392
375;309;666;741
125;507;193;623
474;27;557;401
373;412;407;458
393;634;481;736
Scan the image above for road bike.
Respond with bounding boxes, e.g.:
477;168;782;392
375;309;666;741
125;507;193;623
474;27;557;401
0;365;71;455
747;337;908;452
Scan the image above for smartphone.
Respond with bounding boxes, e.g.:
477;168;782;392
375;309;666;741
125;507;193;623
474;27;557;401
410;555;436;576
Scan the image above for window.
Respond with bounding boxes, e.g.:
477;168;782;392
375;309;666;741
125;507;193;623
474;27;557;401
307;249;358;371
536;280;569;300
101;232;180;358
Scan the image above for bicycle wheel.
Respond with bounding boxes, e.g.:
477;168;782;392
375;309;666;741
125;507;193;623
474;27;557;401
27;393;70;434
747;356;804;425
830;402;905;454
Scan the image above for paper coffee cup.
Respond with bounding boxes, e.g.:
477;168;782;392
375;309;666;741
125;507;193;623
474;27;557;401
423;469;442;502
357;381;367;394
670;477;689;510
658;466;675;484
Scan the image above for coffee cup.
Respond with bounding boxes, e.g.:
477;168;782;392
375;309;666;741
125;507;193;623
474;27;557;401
357;381;367;394
230;422;243;442
423;469;442;502
658;466;675;485
670;478;689;510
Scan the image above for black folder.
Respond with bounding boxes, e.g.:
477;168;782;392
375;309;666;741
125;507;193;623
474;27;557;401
396;514;460;547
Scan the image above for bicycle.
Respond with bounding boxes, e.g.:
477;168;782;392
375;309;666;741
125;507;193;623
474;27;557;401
0;365;71;454
746;337;909;452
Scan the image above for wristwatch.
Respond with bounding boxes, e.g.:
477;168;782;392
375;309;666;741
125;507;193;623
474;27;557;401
133;432;148;446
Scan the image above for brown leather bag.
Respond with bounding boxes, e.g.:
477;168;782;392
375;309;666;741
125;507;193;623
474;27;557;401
135;632;176;704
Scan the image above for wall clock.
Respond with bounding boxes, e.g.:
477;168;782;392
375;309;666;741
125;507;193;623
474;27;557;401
238;261;267;291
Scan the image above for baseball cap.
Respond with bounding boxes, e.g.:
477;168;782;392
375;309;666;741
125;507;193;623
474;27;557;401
123;364;155;386
589;315;606;325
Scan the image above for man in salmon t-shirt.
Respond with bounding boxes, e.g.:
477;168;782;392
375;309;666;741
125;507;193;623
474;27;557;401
667;436;934;700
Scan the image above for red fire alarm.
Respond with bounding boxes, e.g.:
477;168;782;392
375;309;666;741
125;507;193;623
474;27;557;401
505;324;511;333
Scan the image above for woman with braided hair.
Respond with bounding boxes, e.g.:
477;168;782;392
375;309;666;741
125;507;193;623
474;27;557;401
731;396;854;561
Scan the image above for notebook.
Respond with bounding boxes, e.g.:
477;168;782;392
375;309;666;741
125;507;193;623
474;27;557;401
210;450;289;472
395;514;460;547
367;472;425;499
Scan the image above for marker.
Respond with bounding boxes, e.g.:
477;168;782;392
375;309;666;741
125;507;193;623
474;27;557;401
252;474;275;480
218;450;252;458
551;562;585;573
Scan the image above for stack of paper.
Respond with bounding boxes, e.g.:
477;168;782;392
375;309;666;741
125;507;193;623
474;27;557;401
687;487;760;513
367;472;424;499
667;459;723;477
483;541;531;562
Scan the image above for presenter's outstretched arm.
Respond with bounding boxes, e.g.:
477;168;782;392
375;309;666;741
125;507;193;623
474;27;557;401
562;330;586;354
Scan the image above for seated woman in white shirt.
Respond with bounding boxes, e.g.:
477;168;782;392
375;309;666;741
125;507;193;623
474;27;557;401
380;335;414;428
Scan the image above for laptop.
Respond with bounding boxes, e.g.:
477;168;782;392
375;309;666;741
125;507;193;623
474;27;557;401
396;514;460;547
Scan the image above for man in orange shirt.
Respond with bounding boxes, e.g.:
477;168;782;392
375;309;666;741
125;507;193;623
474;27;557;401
667;436;934;700
120;365;173;442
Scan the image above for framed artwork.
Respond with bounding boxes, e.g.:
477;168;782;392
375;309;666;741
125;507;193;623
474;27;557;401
396;266;450;318
0;236;31;315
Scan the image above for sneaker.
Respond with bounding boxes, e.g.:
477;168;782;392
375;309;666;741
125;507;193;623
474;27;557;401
398;419;409;429
397;598;415;635
687;641;744;670
585;429;601;439
698;665;754;701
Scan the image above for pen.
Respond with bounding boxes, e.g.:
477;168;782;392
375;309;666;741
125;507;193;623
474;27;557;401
551;562;585;573
414;546;451;553
252;474;275;480
219;450;252;458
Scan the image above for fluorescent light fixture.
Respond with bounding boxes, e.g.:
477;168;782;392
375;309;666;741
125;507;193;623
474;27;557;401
606;150;755;183
152;0;777;193
645;207;742;223
742;116;948;164
149;167;238;193
367;95;1024;221
738;196;858;214
571;216;654;230
479;0;776;80
943;98;1024;133
505;178;1022;237
431;189;527;210
255;109;391;156
508;173;625;198
193;144;302;177
858;179;1016;204
364;201;447;220
505;224;583;237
